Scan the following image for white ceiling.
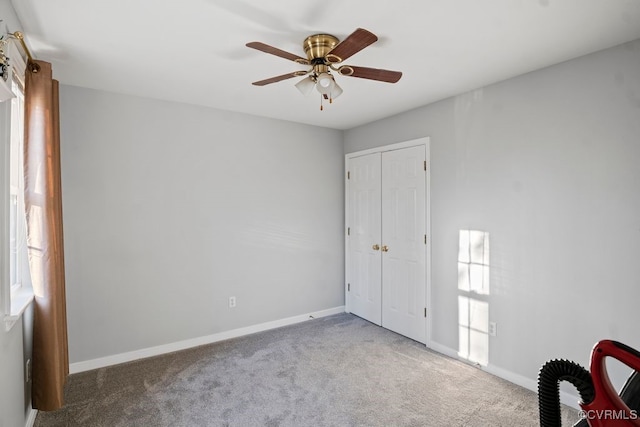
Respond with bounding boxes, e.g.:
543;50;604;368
10;0;640;130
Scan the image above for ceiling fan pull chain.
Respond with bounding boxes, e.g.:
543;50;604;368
320;93;324;111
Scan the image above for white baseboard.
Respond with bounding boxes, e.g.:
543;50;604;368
484;359;581;410
426;341;581;410
69;306;345;374
427;340;459;359
25;408;37;427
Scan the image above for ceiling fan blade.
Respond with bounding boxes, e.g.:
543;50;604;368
343;66;402;83
246;42;309;64
252;72;301;86
325;28;378;63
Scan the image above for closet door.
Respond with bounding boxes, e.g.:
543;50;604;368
346;153;382;325
381;146;426;343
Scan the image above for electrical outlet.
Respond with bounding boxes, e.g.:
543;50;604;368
488;321;497;337
25;359;31;383
228;296;236;308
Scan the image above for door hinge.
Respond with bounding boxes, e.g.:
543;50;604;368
348;283;351;291
347;171;350;180
424;234;427;244
424;308;427;318
347;227;351;236
423;160;427;171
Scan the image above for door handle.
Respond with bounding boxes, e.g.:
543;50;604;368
372;244;380;251
381;245;389;252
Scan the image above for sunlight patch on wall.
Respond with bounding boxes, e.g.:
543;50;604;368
458;230;490;366
458;296;489;365
458;230;490;294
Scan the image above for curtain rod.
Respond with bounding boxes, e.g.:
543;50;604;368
9;31;34;64
7;31;40;72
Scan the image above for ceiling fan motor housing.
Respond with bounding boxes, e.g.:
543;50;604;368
303;34;339;62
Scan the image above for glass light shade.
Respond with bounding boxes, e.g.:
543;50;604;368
331;81;343;100
295;76;315;96
316;73;334;95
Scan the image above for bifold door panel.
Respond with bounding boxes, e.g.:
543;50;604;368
347;153;382;325
380;146;426;343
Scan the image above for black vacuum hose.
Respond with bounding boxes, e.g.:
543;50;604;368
538;359;595;427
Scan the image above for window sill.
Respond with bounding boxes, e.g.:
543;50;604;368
4;288;34;331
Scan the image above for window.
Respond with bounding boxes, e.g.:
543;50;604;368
2;40;31;329
9;76;26;294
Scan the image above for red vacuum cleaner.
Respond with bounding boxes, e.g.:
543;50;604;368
538;340;640;426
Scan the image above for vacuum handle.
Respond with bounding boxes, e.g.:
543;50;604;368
590;341;640;386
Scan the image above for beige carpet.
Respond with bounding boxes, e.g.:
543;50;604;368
35;313;578;426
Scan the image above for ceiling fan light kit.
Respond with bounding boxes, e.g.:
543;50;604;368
246;28;402;110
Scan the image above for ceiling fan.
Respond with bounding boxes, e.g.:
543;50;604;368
246;28;402;110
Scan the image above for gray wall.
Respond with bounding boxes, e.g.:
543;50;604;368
345;39;640;391
59;86;345;363
0;315;28;427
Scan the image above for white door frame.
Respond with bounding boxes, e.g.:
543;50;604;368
345;137;431;347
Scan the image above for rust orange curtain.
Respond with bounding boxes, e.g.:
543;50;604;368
23;60;69;411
